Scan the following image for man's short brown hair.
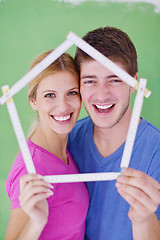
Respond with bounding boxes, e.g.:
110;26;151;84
75;26;138;77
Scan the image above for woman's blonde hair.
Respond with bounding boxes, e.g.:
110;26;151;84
28;50;79;100
27;50;79;138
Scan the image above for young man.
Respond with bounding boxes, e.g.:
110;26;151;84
68;27;160;240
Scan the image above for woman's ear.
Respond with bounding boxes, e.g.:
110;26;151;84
29;98;37;111
130;72;138;93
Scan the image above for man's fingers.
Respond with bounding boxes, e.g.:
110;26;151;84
116;182;158;213
117;169;160;204
121;168;160;189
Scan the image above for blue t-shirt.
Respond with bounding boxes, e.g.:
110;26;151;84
68;117;160;240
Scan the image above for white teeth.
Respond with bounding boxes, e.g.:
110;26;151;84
96;104;113;109
54;115;71;121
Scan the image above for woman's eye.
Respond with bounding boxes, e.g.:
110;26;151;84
44;93;55;98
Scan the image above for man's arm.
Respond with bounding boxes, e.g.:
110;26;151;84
116;168;160;240
132;214;160;240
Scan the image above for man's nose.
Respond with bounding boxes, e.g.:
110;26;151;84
95;83;111;100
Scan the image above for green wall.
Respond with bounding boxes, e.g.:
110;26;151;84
0;0;160;238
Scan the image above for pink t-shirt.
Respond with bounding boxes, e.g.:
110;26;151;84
5;139;89;240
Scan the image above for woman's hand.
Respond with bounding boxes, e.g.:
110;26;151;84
19;174;54;228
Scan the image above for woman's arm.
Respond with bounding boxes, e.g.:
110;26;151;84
5;208;46;240
5;174;53;240
5;208;29;240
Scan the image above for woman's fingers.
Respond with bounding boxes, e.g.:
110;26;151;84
20;191;53;211
19;184;53;206
20;174;43;190
18;174;53;226
20;174;53;193
19;174;54;208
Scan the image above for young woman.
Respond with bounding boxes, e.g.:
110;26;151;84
5;50;89;240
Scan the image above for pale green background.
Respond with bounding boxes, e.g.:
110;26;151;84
0;0;160;238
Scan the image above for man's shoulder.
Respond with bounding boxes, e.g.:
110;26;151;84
140;118;160;145
142;118;160;136
147;121;160;134
68;116;92;144
71;116;91;133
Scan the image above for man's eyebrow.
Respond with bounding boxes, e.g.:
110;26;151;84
81;75;96;79
81;74;120;79
108;75;120;79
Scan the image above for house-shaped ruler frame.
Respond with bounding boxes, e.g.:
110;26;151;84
0;32;151;183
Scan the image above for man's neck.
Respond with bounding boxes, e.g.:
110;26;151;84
93;115;132;158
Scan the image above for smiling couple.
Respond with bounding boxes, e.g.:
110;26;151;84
5;26;160;240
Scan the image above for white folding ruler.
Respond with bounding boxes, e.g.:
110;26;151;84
0;39;73;105
45;78;147;182
2;85;36;174
120;78;147;168
1;32;150;183
67;32;151;98
0;32;151;105
1;78;146;183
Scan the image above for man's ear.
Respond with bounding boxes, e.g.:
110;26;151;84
134;72;138;81
130;72;138;93
29;98;37;111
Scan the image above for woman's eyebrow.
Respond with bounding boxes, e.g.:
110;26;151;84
68;87;79;91
42;90;56;93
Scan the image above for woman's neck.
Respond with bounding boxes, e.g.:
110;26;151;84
30;125;69;165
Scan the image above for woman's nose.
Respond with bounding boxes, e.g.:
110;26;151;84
57;97;69;110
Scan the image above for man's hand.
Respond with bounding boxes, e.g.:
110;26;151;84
115;168;160;224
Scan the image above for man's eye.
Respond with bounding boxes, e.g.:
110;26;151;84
44;93;55;98
84;80;94;84
108;79;122;85
68;91;79;96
